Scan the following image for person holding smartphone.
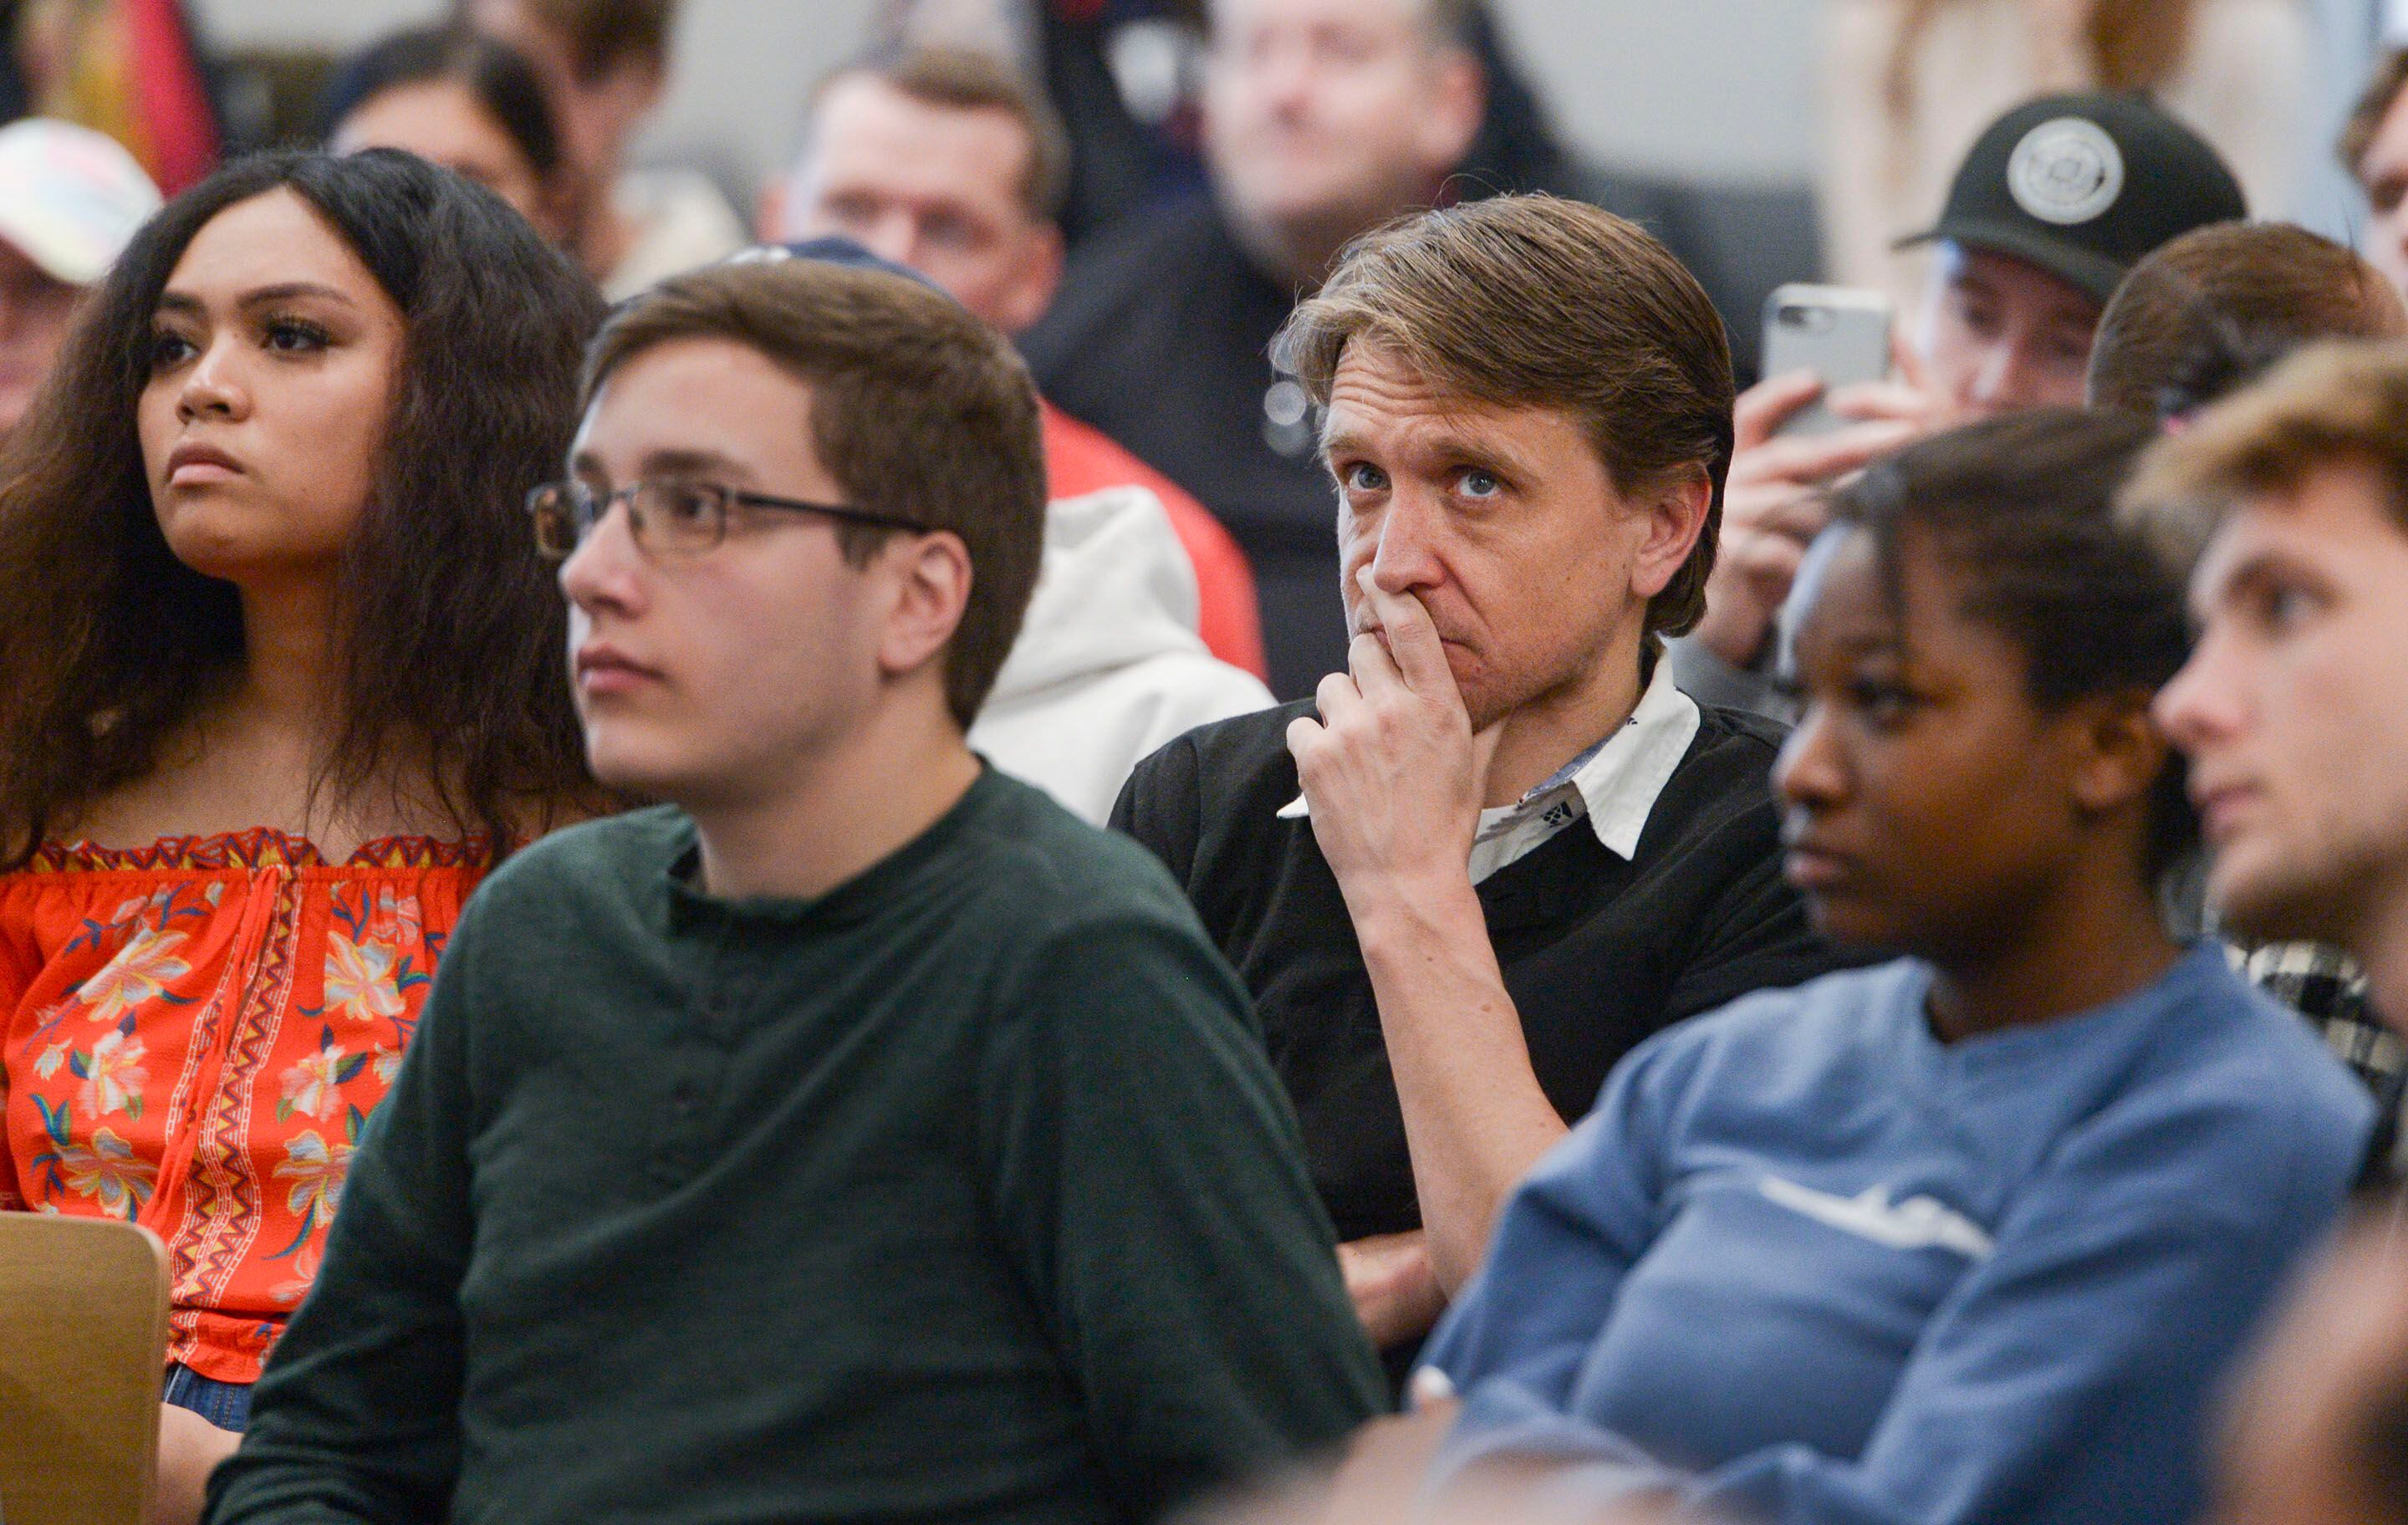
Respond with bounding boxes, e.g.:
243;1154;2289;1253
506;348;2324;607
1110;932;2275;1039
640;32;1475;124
1673;92;2245;715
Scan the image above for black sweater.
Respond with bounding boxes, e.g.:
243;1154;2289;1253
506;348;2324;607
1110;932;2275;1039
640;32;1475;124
1110;700;1854;1247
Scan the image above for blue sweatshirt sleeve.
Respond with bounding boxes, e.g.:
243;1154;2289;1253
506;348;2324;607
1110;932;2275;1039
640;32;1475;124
1419;1030;1683;1412
1434;1063;2371;1525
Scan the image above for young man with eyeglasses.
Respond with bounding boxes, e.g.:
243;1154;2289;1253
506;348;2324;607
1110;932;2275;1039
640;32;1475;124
204;257;1383;1525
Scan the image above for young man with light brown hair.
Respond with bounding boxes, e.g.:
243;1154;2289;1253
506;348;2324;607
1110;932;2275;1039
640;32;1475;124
1113;193;1846;1374
2127;340;2408;1038
205;254;1382;1525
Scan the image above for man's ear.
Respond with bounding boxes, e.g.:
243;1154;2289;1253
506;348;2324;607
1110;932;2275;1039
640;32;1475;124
994;222;1065;335
1627;467;1715;603
2067;688;2172;819
878;530;976;684
1415;47;1486;181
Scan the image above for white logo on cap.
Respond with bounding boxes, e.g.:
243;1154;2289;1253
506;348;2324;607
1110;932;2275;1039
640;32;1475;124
2006;118;2125;227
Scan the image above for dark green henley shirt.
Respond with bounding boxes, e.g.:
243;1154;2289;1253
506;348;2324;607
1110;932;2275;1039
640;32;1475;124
206;769;1384;1525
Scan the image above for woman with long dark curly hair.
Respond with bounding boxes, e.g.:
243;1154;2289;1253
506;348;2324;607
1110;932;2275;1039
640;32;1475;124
0;148;605;1516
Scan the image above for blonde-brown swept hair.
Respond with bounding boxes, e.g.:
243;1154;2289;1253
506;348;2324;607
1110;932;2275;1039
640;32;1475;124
2119;340;2408;574
2086;222;2407;421
583;257;1048;732
1272;194;1734;645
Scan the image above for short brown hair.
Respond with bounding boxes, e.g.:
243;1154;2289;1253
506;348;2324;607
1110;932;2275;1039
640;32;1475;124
2341;49;2408;176
1273;194;1734;644
2087;222;2408;420
584;258;1048;730
2120;339;2408;573
814;45;1071;221
512;0;678;81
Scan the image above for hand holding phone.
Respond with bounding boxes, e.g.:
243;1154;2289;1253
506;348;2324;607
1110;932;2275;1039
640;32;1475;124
1761;284;1895;437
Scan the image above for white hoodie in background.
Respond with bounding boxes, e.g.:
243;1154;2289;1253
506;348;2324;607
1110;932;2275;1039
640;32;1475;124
972;487;1275;824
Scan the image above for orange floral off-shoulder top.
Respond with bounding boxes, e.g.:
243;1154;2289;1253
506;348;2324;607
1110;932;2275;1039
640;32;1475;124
0;829;495;1384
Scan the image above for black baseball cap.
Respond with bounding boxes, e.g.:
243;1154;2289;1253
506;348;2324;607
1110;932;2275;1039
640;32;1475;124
1896;92;2247;304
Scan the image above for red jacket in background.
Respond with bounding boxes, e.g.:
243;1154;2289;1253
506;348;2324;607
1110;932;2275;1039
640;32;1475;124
1042;400;1268;682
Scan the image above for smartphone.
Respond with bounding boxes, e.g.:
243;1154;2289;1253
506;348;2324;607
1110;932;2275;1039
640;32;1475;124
1762;284;1895;436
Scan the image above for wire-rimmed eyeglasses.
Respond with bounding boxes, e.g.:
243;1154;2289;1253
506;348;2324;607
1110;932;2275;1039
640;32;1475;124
527;479;931;561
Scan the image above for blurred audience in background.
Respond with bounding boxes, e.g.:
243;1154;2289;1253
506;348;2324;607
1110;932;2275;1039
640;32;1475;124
875;0;1585;254
13;0;218;192
1672;92;2245;716
1018;0;1495;699
0;115;156;436
769;44;1269;681
320;25;577;246
1820;0;2306;312
457;0;744;297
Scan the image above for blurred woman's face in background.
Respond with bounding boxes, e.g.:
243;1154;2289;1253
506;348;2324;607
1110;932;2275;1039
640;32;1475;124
331;80;571;242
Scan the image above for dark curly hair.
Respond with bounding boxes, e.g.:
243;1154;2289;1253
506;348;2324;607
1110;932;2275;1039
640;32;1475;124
0;149;606;865
1827;409;2196;884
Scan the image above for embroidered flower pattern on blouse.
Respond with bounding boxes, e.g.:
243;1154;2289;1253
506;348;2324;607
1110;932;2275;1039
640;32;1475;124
74;1023;150;1120
304;888;433;1043
277;1034;365;1123
2;829;491;1382
74;920;195;1027
29;1115;157;1217
273;1127;355;1234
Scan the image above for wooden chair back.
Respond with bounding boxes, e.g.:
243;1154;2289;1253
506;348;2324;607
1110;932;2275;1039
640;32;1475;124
0;1215;170;1525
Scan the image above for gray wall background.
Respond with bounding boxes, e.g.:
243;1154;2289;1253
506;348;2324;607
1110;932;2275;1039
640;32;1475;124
196;0;2383;238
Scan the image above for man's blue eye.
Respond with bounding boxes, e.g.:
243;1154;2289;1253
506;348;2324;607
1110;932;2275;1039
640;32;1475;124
1461;470;1501;498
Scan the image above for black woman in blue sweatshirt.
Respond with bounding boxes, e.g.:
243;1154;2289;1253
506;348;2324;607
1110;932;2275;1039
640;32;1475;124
1416;411;2374;1524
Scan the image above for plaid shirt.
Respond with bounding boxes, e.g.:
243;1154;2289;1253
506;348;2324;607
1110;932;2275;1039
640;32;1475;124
2235;941;2398;1084
2232;941;2406;1186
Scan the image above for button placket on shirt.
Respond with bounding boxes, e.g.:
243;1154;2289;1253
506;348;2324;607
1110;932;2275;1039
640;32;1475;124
647;912;746;1188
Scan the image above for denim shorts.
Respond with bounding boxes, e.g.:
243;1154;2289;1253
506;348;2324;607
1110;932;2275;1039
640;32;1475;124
161;1364;252;1431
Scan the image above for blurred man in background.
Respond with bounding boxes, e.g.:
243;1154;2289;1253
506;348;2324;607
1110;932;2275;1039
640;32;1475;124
1674;92;2245;715
461;0;744;297
1021;0;1488;698
771;44;1267;680
0;116;156;436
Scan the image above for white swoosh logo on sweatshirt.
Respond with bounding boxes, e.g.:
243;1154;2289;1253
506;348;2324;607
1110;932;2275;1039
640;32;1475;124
1757;1175;1996;1260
